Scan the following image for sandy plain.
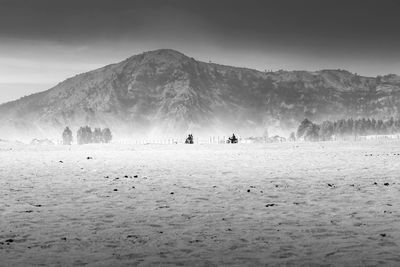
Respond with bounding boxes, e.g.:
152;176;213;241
1;141;400;266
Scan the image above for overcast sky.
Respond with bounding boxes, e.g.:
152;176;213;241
1;0;400;103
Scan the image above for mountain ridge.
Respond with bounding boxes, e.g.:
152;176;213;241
1;49;399;141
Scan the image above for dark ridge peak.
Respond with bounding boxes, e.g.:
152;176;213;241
318;69;355;75
123;48;191;66
145;48;187;56
136;48;189;60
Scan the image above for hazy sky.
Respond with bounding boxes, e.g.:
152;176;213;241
1;0;400;103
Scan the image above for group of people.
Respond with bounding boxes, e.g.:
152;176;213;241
185;134;238;144
185;134;194;144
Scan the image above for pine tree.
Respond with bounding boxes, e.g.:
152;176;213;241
320;121;334;140
304;123;320;141
101;128;112;143
62;127;73;145
297;119;313;139
77;126;93;145
77;127;85;145
289;132;296;142
93;128;102;143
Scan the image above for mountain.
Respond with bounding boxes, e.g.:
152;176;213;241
1;49;400;141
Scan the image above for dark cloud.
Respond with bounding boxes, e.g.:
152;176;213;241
0;0;400;103
1;0;399;45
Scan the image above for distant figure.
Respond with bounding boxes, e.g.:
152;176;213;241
185;134;194;144
228;134;238;144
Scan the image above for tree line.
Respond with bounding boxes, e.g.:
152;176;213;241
62;126;112;145
296;117;400;141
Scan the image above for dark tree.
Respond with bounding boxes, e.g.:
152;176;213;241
289;132;296;141
296;117;400;141
77;126;93;145
62;127;73;145
304;123;320;141
320;121;334;140
101;128;112;143
297;119;313;139
93;128;102;143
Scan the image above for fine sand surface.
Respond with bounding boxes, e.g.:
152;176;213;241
1;141;400;266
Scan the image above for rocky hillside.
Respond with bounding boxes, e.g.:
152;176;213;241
0;49;399;141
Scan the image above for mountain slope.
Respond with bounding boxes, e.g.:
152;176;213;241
1;49;399;141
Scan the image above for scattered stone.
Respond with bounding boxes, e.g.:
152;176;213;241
104;176;109;178
59;160;63;163
247;189;251;193
5;239;14;243
350;184;355;187
380;233;386;237
34;204;42;207
158;205;170;209
227;228;232;231
327;183;335;188
373;182;378;185
87;157;92;160
170;192;174;195
61;237;67;241
124;175;129;178
25;210;33;213
113;189;118;191
134;175;138;178
265;203;276;207
275;185;279;188
384;182;390;186
132;186;135;189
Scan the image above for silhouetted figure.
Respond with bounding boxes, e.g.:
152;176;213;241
185;134;194;144
228;134;238;144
